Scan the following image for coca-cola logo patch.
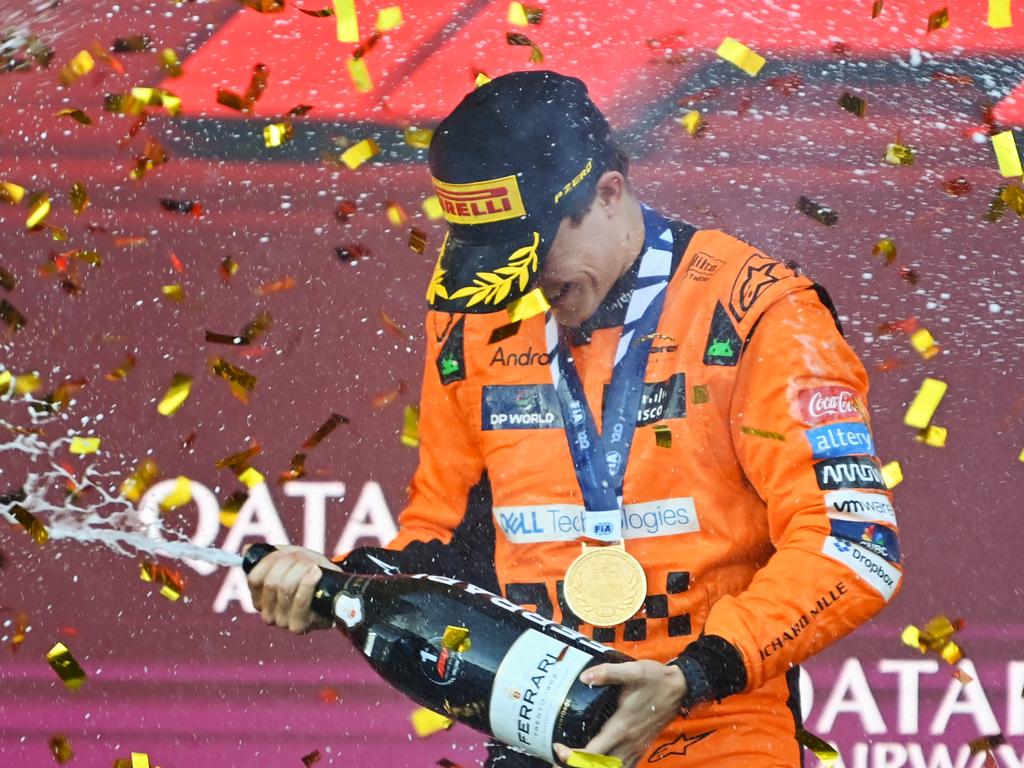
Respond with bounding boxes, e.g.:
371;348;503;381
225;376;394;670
798;386;863;426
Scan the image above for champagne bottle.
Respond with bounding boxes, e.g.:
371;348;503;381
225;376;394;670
242;544;631;764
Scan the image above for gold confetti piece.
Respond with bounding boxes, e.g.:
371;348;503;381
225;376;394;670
119;458;159;503
129;138;169;180
992;130;1023;178
904;377;947;429
953;668;974;685
916;424;947;447
838;92;867;117
716;37;766;76
256;276;296;295
422;195;443;219
475;72;492;88
334;0;360;42
873;238;897;265
158;373;193;416
488;322;522;345
884;143;916;165
241;0;285;10
302;413;349;449
112;35;151;52
567;752;622;768
377;6;403;31
161;285;186;303
386;201;407;225
506;32;544;62
653;424;672;448
211;358;257;402
218;490;248;527
508;1;529;25
796;195;838;226
927;7;950;31
988;0;1013;28
970;735;1006;754
59;50;95;85
12;504;48;544
158;476;193;512
219;255;239;281
401;405;420;447
910;328;940;359
297;4;334;16
740;426;786;441
14;372;41;395
380;309;408;339
677;110;702;136
404;127;433;149
55;108;92;125
10;611;28;652
796;729;840;766
216;89;249;112
441;625;471;653
302;749;322;767
158;48;182;77
264;122;294;148
341;138;380;170
902;616;965;663
872;0;884;17
347;56;373;92
140;561;185;601
130;87;181;116
409;228;428;253
410;707;453;737
46;643;86;691
1001;185;1024;218
880;460;903;489
237;467;265;488
105;353;137;382
49;735;73;763
1019;447;1024;462
1;181;26;204
691;384;710;405
507;288;551;322
216;443;263;475
26;195;51;230
68;181;89;215
131;753;151;768
69;436;100;455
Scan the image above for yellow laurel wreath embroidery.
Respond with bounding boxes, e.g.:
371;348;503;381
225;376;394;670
448;231;539;308
425;232;450;304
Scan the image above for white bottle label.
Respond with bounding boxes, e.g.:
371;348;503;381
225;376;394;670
488;628;592;762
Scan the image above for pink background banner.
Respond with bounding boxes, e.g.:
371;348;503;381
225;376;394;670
1;1;1023;765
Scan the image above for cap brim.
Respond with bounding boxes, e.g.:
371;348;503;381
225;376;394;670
428;221;559;314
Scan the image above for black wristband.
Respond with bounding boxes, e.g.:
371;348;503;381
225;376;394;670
667;635;748;708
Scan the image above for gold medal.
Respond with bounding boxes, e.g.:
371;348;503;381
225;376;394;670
563;543;647;628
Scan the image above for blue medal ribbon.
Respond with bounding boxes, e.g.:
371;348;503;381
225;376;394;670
546;206;675;542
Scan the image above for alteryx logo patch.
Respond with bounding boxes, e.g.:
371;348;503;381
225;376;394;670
830;519;901;564
482;384;564;430
806;422;875;459
603;373;686;427
814;456;886;491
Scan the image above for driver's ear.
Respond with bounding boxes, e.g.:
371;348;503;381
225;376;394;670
595;170;627;216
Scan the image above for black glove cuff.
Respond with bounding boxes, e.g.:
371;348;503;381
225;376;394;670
667;635;748;709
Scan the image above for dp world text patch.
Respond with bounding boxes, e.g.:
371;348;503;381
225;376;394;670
483;384;564;430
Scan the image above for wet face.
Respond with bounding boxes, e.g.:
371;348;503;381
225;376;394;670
537;176;640;327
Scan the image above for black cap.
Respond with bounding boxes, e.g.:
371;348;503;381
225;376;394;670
426;70;613;314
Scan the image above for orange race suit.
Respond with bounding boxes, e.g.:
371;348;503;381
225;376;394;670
340;219;904;767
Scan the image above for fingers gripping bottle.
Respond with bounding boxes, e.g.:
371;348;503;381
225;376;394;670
242;544;631;764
